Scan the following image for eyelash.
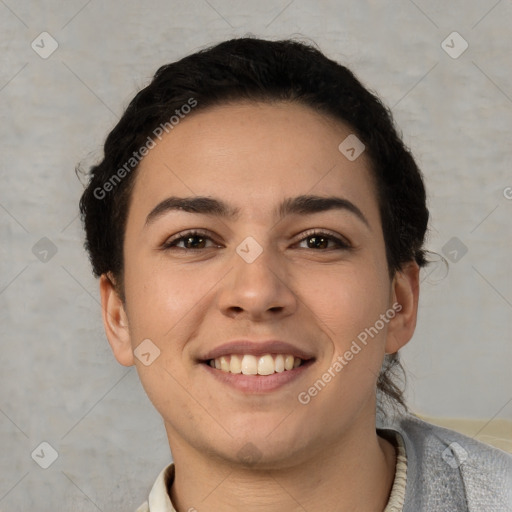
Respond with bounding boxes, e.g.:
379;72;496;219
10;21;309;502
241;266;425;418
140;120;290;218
161;229;351;251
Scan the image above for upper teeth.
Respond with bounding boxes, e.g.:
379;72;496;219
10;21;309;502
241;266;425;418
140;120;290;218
209;354;302;375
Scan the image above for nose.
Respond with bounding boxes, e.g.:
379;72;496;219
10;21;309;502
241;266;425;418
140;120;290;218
216;243;298;321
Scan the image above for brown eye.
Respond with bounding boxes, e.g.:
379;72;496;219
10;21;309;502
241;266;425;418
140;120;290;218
162;230;220;250
305;235;329;249
297;230;351;250
181;235;207;249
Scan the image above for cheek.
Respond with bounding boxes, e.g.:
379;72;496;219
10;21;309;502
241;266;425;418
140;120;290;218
124;259;208;419
136;363;207;438
296;263;389;340
123;255;208;339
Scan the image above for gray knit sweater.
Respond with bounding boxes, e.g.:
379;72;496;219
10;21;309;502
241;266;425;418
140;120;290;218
378;413;512;511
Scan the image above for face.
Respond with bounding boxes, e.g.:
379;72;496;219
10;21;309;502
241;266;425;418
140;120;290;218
101;101;418;469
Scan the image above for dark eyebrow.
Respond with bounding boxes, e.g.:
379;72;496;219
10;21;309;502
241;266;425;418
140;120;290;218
278;195;370;229
145;196;241;226
145;194;370;229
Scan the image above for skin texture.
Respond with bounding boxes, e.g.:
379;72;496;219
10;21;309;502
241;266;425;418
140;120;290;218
100;101;419;511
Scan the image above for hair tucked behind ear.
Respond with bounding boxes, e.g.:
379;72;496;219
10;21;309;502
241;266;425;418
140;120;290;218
377;353;408;418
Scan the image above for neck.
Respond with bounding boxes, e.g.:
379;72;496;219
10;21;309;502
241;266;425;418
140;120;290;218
166;420;396;512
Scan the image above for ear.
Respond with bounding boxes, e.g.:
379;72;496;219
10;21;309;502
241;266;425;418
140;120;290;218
385;261;420;355
99;273;134;366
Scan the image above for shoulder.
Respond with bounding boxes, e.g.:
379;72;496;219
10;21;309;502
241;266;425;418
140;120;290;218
380;412;512;511
398;413;512;472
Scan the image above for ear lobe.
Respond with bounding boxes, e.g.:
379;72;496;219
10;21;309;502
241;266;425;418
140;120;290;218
385;261;420;355
99;273;134;366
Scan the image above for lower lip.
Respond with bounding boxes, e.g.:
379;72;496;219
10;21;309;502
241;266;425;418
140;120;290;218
201;360;314;393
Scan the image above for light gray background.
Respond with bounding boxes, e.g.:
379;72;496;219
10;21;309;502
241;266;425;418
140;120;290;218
1;0;511;510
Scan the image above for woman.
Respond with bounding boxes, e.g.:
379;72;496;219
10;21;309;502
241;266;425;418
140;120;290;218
79;37;512;511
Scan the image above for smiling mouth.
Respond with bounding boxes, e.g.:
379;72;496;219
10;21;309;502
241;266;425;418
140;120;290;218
205;354;308;376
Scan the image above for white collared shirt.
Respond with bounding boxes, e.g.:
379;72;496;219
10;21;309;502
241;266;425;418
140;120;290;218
135;464;176;512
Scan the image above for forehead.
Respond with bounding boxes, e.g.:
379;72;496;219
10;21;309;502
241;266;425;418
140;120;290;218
128;101;379;223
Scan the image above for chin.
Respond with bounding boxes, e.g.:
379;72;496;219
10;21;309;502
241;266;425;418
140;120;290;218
216;423;312;469
219;441;305;471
